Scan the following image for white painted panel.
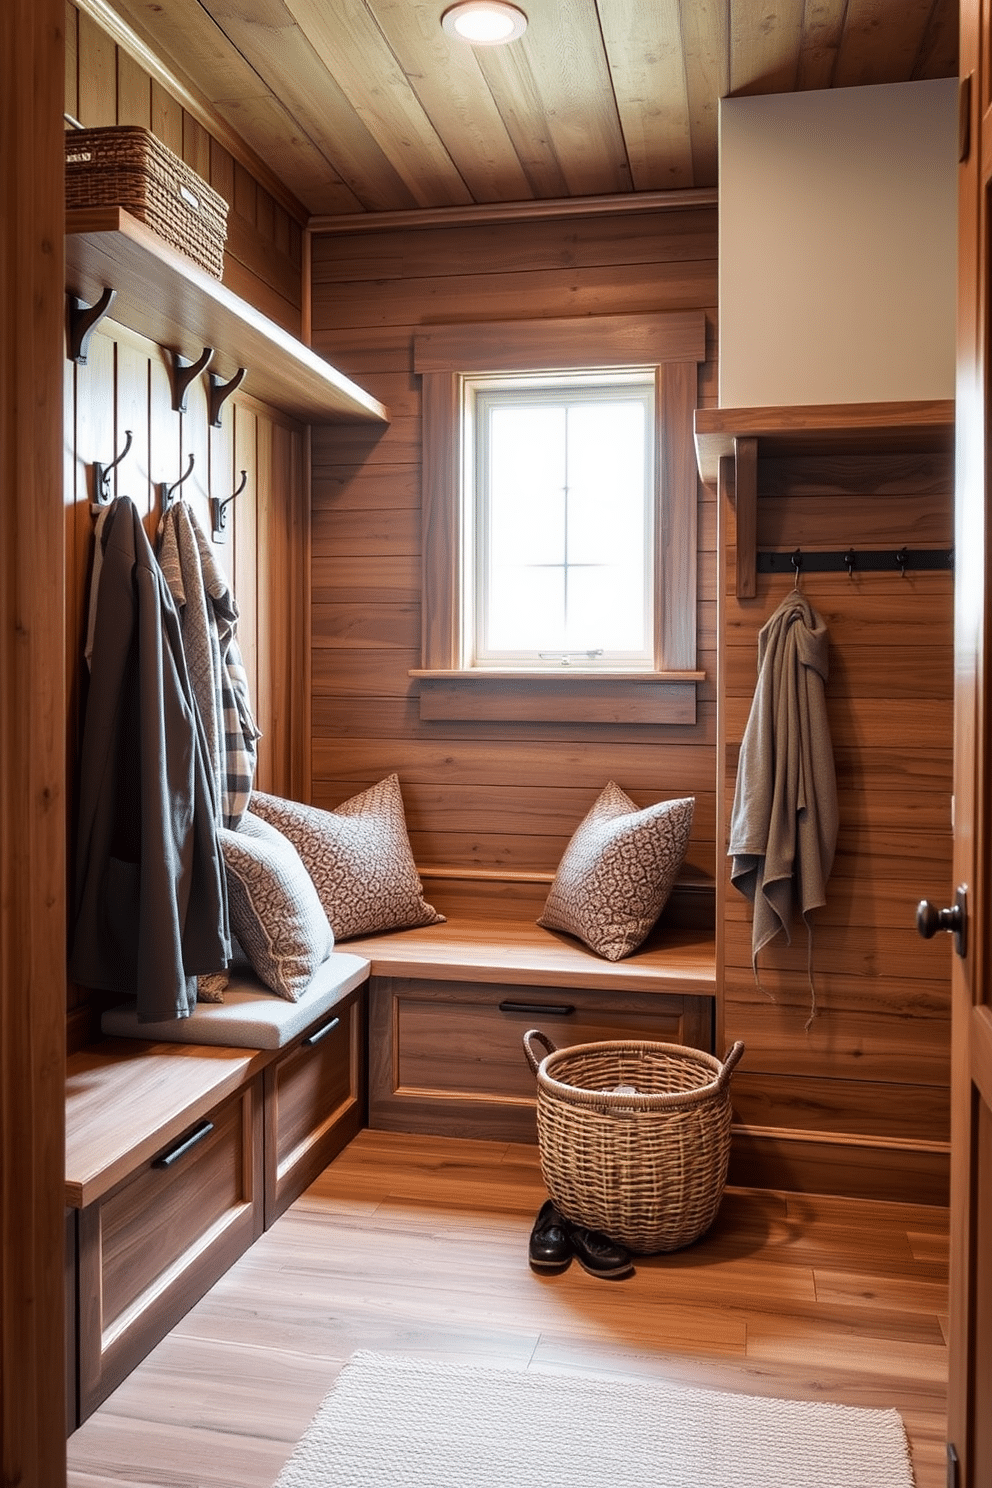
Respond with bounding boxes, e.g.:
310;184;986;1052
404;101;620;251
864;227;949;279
719;80;957;409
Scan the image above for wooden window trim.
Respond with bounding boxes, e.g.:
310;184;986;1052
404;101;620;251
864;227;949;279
414;312;705;724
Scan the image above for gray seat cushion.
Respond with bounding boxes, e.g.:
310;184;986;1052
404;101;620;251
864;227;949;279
101;951;370;1050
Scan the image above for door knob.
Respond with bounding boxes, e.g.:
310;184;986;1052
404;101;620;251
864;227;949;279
916;886;967;958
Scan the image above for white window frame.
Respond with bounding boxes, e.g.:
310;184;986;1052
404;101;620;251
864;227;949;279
412;311;705;724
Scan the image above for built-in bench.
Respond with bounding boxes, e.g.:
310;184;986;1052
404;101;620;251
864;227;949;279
65;951;369;1429
65;871;715;1427
345;870;717;1142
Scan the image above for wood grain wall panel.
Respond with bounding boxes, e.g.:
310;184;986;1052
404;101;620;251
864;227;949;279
311;262;718;334
310;208;719;895
717;443;954;1201
2;0;68;1468
116;48;151;129
310;211;721;283
67;0;302;335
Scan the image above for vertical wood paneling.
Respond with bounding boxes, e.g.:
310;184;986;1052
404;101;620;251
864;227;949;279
2;0;68;1473
309;210;719;881
116;46;151;128
233;402;259;711
76;6;115;126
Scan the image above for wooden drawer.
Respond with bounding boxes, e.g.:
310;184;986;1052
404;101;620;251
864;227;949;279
263;984;366;1226
75;1077;263;1421
369;976;714;1140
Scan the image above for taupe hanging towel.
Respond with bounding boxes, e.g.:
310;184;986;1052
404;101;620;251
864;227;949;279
728;591;838;1001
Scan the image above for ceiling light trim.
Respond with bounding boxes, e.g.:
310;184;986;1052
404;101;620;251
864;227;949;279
441;2;528;46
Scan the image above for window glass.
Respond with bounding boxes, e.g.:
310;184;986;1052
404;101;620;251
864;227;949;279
468;374;655;669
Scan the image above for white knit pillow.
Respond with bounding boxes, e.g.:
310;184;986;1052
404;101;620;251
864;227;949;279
220;813;334;1001
250;776;444;941
538;783;694;961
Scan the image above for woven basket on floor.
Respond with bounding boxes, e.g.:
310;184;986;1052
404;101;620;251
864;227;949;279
65;125;228;279
523;1030;744;1254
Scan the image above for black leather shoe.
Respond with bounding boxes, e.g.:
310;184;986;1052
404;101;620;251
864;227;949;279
528;1200;573;1272
566;1222;634;1280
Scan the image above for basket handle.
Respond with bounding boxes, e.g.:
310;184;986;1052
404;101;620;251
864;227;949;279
716;1040;745;1090
522;1028;557;1074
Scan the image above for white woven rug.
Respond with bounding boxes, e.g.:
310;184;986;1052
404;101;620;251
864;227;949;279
274;1350;915;1488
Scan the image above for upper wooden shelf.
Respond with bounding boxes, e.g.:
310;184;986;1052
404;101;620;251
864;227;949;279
693;399;954;486
65;207;389;425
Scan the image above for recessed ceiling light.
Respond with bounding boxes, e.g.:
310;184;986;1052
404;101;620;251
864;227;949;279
441;2;527;45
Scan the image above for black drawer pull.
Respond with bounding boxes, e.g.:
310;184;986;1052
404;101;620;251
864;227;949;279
153;1120;214;1169
303;1015;341;1048
498;1001;576;1017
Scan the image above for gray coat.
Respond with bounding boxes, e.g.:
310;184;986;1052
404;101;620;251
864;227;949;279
69;498;229;1020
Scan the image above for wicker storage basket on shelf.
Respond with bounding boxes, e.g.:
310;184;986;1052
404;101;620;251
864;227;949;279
65;125;228;279
523;1030;744;1254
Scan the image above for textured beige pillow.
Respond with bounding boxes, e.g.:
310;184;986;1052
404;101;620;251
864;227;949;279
538;782;694;961
220;812;334;1001
250;775;444;941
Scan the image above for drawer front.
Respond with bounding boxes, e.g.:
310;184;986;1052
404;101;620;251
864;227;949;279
370;977;713;1140
77;1078;262;1421
263;986;365;1226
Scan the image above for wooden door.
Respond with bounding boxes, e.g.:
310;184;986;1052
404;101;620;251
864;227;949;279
1;0;68;1477
948;3;992;1482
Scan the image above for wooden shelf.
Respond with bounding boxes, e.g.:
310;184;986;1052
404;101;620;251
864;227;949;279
65;207;389;424
693;399;954;486
694;399;954;597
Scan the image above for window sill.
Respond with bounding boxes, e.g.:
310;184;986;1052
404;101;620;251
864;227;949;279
409;669;704;724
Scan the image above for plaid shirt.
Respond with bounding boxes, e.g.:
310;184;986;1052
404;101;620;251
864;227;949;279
157;501;261;829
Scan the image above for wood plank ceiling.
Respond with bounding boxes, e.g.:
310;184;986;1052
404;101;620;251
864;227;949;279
104;0;958;220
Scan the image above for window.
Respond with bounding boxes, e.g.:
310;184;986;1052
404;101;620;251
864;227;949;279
466;372;656;670
413;311;705;724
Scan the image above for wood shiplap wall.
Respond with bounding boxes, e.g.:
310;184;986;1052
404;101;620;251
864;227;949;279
719;451;954;1204
64;324;310;1050
308;208;719;894
64;0;304;335
63;5;311;1049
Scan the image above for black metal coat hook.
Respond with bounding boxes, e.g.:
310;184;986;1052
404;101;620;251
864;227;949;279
92;429;133;507
170;347;214;413
68;287;117;365
160;453;196;510
211;469;248;544
208;367;247;428
791;548;803;587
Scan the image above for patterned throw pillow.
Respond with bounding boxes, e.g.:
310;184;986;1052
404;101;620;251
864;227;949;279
250;775;445;941
220;812;334;1001
538;782;694;961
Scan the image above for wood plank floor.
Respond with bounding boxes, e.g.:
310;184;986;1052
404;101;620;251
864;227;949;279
66;1130;949;1487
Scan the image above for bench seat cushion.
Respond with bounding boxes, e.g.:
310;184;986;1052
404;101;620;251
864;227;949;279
101;951;371;1050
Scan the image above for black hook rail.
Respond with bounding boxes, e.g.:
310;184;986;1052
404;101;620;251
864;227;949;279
757;546;954;578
